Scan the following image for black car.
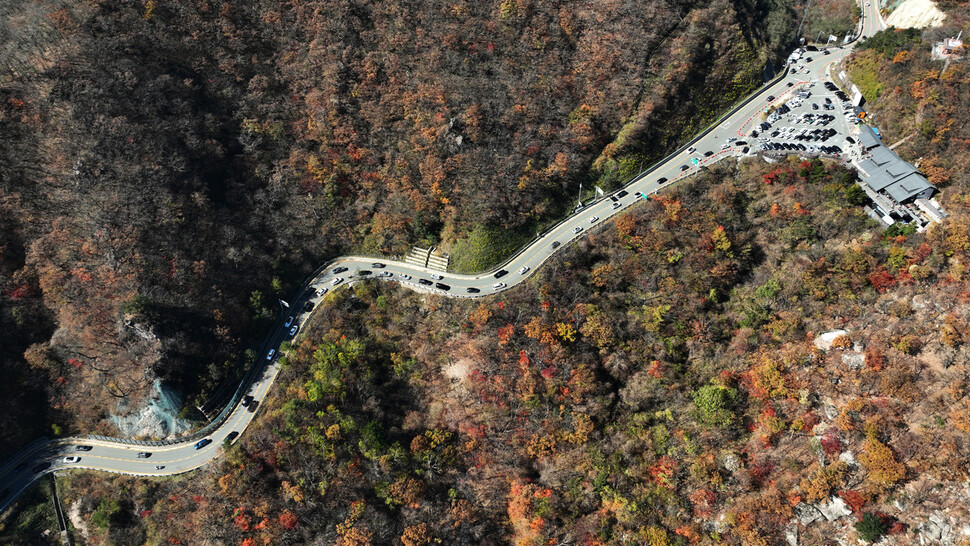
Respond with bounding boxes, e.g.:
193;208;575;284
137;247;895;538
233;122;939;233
75;445;93;451
303;301;314;312
657;177;668;184
371;263;385;268
435;283;451;291
767;95;775;101
137;452;152;458
357;270;372;276
735;141;747;146
823;49;831;55
741;147;750;154
418;279;433;286
812;103;818;110
225;431;239;443
494;270;508;279
332;267;348;274
242;395;254;407
32;462;50;474
805;57;813;62
616;190;628;198
680;165;689;171
466;287;480;293
846;136;855;144
551;241;561;249
247;401;259;413
786;82;794;87
824;97;832;104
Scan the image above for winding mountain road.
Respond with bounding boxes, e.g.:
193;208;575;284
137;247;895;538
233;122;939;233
0;3;885;514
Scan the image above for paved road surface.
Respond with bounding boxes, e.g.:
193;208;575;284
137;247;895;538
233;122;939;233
0;4;884;514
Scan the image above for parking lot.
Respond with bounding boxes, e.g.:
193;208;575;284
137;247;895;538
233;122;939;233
749;79;860;161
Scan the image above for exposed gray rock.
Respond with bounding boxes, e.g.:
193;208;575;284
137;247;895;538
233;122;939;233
842;352;865;370
795;503;823;526
918;512;954;545
824;403;839;420
838;450;856;466
815;329;848;351
785;522;799;546
817;496;852;521
722;452;741;472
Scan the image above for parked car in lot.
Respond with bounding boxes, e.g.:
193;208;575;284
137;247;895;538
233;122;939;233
194;439;212;450
332;267;348;274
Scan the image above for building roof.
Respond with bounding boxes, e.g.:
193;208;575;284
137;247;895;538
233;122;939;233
858;125;881;150
884;172;933;203
856;129;937;203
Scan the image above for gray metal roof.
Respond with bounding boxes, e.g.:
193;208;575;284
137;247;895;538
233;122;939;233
884;172;933;203
855;129;937;204
858;126;881;150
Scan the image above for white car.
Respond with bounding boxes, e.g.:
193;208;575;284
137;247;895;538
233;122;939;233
315;287;328;297
331;277;343;286
378;271;393;277
63;456;80;463
611;202;622;210
266;349;275;360
518;266;529;275
588;216;599;224
492;282;506;289
572;226;583;234
398;273;411;280
431;274;444;280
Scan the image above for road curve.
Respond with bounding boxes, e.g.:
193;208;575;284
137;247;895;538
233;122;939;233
0;6;881;514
